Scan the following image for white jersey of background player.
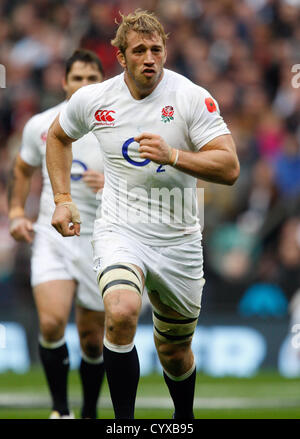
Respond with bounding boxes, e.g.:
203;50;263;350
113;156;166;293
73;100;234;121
22;101;103;235
21;102;104;308
8;49;106;419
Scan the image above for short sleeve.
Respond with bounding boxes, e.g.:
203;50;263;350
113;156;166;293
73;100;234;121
19;117;42;167
59;87;90;140
189;88;231;151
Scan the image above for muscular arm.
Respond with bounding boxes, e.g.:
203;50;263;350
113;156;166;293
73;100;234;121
8;154;37;243
173;134;240;185
46;115;74;195
46;115;81;237
136;133;240;185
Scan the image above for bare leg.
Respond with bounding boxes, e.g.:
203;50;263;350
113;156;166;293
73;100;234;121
33;280;75;416
76;306;105;418
102;264;143;419
148;290;197;419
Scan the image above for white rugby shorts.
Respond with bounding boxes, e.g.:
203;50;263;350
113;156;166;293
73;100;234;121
31;224;104;311
92;221;205;318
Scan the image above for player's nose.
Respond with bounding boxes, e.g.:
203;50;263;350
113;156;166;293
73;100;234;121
144;50;155;64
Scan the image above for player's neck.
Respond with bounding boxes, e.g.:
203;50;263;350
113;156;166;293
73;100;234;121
124;70;164;100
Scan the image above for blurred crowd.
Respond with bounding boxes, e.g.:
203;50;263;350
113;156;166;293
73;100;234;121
0;0;300;316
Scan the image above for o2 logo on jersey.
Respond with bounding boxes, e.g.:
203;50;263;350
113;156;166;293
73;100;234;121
71;159;87;181
122;138;165;172
94;109;116;126
122;137;150;167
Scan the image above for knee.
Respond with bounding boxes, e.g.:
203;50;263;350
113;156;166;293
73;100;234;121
105;293;140;335
107;302;139;333
157;342;191;364
39;315;66;342
79;329;103;358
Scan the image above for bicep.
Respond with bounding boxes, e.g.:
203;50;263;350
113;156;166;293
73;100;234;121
15;154;37;178
48;115;77;145
199;134;237;155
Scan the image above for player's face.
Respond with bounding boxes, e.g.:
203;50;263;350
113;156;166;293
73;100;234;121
63;61;103;99
118;30;167;99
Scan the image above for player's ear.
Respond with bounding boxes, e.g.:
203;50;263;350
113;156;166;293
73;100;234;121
116;50;126;69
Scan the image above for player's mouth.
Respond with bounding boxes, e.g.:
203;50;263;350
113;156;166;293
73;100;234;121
142;68;156;77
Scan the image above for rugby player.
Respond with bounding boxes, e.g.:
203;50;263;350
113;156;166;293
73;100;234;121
8;49;105;419
46;11;240;419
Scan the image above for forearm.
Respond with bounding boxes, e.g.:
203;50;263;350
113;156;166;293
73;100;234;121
46;127;73;196
7;156;34;218
45;117;81;237
174;147;240;185
137;133;240;185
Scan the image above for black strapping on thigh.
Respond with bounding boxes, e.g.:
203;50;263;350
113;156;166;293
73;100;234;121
153;310;198;325
154;327;195;341
102;279;142;296
98;264;141;282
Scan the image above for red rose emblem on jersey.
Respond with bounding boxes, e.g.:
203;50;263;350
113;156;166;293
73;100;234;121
41;131;48;143
205;97;217;113
161;106;174;123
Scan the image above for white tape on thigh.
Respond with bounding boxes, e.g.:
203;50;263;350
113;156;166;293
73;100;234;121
153;311;198;344
97;263;143;299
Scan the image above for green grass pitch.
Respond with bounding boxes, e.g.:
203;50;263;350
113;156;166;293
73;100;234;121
0;368;299;419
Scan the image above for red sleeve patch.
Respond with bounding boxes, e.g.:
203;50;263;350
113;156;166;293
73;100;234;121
205;97;217;113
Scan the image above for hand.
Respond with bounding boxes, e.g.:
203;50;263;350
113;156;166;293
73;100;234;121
82;169;104;193
51;203;81;237
134;133;172;165
9;217;34;243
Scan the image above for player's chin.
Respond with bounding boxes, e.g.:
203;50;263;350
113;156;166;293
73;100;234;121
141;75;159;88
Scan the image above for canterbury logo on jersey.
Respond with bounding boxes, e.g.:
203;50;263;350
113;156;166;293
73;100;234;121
94;109;116;126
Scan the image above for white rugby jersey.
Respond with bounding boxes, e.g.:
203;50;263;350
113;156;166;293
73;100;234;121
20;101;103;234
59;69;231;245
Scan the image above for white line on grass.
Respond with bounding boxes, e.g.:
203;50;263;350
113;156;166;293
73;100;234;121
0;394;300;409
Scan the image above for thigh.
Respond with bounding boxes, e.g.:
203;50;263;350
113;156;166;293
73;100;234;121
31;229;74;287
146;235;205;318
148;289;186;319
149;290;197;358
92;228;147;308
75;305;105;342
92;221;147;279
33;279;76;325
72;234;105;312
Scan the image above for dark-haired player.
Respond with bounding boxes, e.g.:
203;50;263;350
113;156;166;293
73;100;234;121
8;49;105;419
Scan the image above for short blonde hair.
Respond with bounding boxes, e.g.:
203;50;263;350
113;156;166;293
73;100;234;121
111;9;168;53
